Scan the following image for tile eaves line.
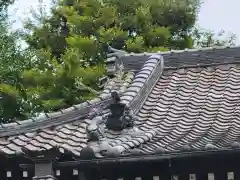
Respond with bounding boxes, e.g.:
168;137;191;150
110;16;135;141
0;95;105;130
0;74;135;137
0;97;112;138
0;94;117;137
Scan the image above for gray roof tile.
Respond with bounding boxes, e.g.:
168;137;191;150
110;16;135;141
132;64;240;154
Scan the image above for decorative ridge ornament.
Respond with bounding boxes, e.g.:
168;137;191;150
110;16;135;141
85;91;138;143
86;122;105;142
86;106;106;142
105;91;136;131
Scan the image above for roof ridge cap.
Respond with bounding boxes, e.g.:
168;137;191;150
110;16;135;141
120;54;164;113
123;45;236;56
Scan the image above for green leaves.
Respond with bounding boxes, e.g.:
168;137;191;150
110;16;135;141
66;35;98;56
144;27;171;47
0;84;20;97
0;17;32;121
125;36;145;53
96;6;117;28
191;27;236;48
98;27;128;48
25;0;201;56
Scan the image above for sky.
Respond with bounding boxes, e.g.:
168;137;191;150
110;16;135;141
8;0;240;44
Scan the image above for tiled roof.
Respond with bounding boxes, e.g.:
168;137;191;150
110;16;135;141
2;46;240;160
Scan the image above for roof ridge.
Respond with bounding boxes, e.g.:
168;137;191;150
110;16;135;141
108;45;237;56
0;73;135;137
120;46;240;71
124;45;236;56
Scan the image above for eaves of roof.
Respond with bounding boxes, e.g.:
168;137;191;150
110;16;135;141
56;148;240;168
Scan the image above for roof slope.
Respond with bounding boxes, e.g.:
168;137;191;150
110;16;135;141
136;63;240;154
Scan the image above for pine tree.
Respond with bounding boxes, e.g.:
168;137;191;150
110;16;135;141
0;13;34;122
24;0;201;58
20;49;105;114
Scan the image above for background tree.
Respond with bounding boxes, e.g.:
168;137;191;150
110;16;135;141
0;8;34;122
191;26;236;47
24;0;201;57
15;0;201;118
